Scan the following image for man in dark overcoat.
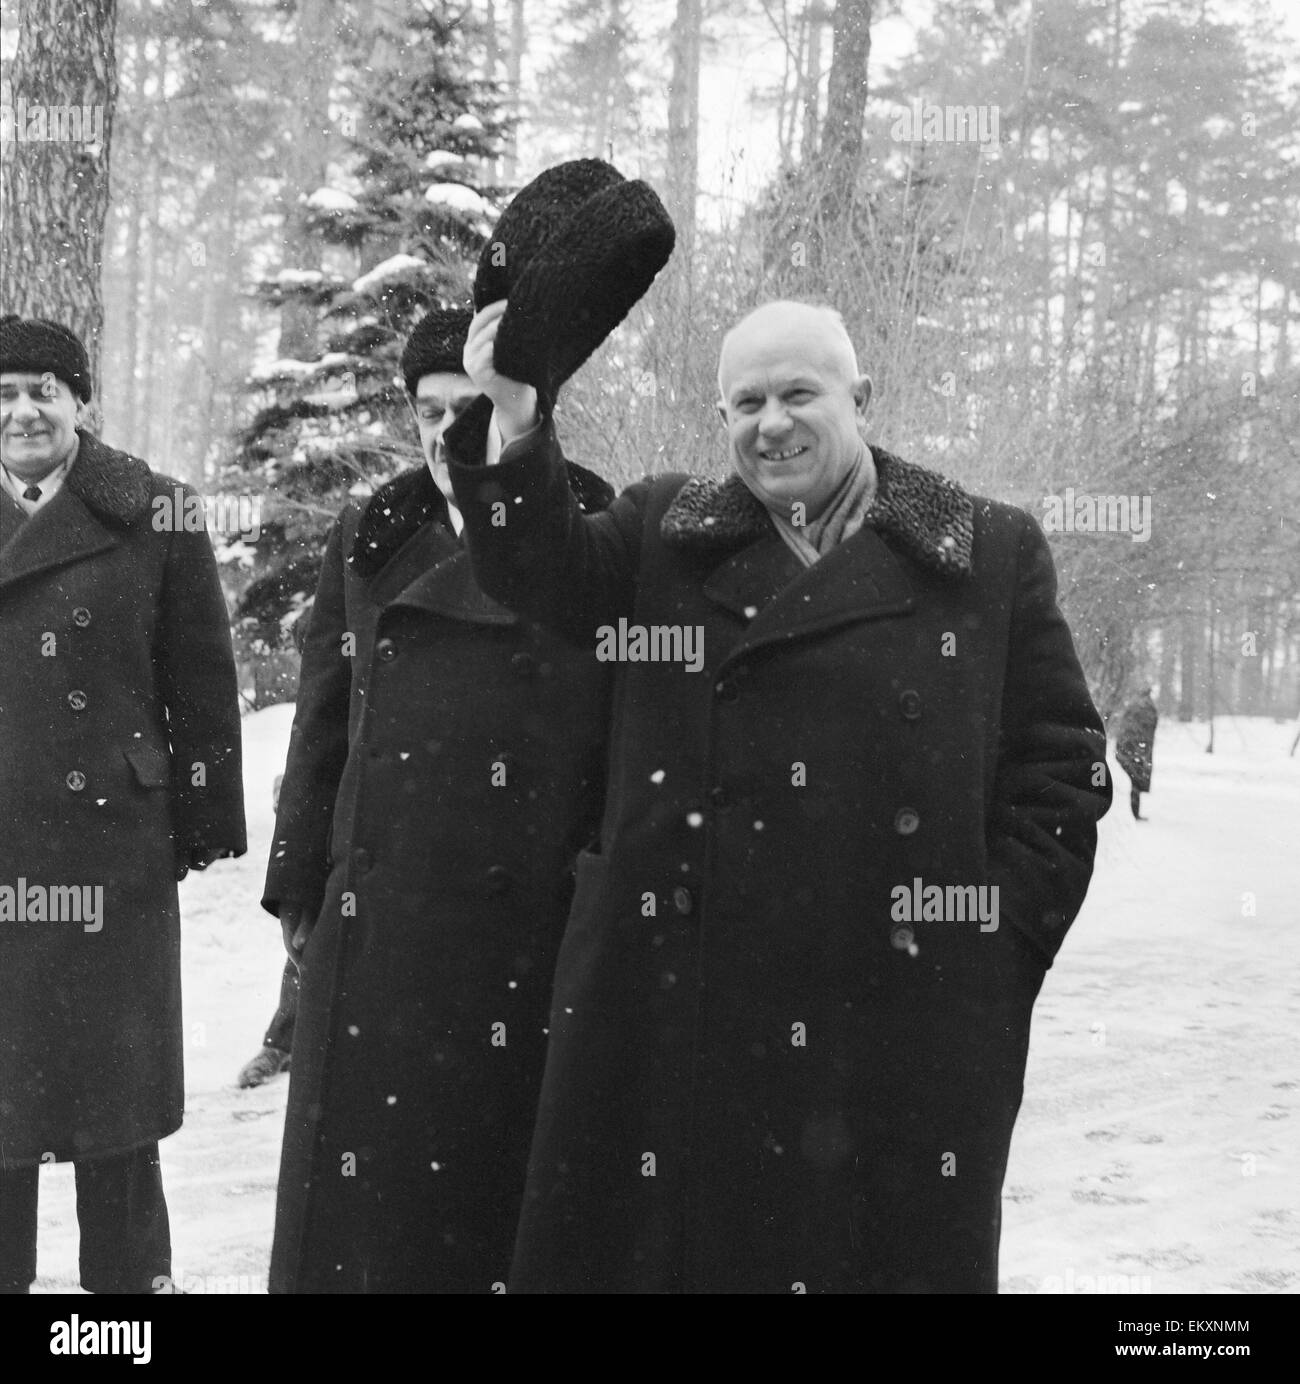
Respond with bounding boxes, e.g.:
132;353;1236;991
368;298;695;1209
449;297;1113;1293
265;308;614;1292
0;317;246;1294
1114;686;1158;820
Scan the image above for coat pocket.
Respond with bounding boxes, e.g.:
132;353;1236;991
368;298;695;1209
123;742;174;789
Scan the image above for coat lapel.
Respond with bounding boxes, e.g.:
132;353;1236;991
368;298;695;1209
701;522;916;660
0;432;153;592
701;531;806;623
0;485;27;544
391;545;518;625
353;486;518;625
362;519;458;608
0;484;118;590
733;525;916;656
670;446;973;657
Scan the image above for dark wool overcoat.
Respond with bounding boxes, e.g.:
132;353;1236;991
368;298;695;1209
1114;693;1158;793
266;463;612;1294
0;432;246;1168
448;402;1113;1294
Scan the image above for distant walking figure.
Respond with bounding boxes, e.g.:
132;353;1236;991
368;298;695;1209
1115;687;1159;820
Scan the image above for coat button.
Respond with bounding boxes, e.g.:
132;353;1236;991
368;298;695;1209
72;607;92;627
66;769;87;792
672;885;694;915
708;786;730;809
485;865;511;895
899;690;922;720
894;807;920;835
510;651;534;677
351;847;373;873
375;638;398;662
67;689;88;712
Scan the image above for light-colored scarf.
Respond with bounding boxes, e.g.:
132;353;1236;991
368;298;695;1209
770;444;877;566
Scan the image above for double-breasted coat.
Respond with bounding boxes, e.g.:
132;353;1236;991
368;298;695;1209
448;402;1113;1293
265;462;612;1293
0;432;246;1169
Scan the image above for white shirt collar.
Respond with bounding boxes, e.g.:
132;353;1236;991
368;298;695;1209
0;453;74;515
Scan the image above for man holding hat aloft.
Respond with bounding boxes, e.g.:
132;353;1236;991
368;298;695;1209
446;162;1110;1292
265;306;615;1292
0;316;246;1294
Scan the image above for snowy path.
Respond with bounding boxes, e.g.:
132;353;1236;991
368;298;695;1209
28;710;1299;1294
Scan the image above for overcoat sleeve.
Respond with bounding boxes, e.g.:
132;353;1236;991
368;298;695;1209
154;481;247;859
986;512;1112;965
447;398;644;642
261;514;352;918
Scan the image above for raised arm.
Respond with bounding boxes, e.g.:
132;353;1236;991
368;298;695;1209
444;300;647;644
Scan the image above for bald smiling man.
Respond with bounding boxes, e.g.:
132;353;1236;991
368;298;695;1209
447;297;1112;1294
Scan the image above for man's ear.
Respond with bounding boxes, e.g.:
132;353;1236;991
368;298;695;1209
716;400;728;426
76;397;102;434
854;376;873;417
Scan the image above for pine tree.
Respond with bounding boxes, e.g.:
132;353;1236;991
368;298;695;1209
221;2;506;705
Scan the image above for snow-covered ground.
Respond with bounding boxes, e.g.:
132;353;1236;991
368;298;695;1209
28;709;1299;1293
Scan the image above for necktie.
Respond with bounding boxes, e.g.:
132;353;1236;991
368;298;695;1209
23;484;41;502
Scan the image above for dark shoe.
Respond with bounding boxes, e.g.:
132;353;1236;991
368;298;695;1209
237;1046;291;1088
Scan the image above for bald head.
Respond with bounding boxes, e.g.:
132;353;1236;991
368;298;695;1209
718;301;860;399
715;300;872;523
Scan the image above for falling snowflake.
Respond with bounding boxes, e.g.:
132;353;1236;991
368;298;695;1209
686;811;703;828
650;769;665;784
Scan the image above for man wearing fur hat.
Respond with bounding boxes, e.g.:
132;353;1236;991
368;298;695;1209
265;307;614;1292
449;288;1112;1293
0;316;246;1293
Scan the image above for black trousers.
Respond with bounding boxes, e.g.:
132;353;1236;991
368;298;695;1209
0;1143;171;1293
262;957;300;1052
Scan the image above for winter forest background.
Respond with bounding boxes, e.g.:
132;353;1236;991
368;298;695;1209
2;0;1298;729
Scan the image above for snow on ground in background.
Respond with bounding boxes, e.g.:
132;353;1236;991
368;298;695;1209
30;711;1299;1293
1002;716;1300;1294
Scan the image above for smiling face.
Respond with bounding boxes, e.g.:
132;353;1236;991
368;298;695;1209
0;371;85;480
717;303;872;523
410;371;478;496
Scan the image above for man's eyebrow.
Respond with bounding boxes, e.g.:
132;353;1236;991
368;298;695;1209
727;376;821;402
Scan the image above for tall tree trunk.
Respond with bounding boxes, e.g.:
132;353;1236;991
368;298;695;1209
799;3;826;166
505;0;526;182
1178;611;1197;721
484;0;499;78
1157;622;1176;710
818;0;871;213
122;187;143;451
666;0;701;268
1;0;118;396
277;0;337;360
139;150;162;462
